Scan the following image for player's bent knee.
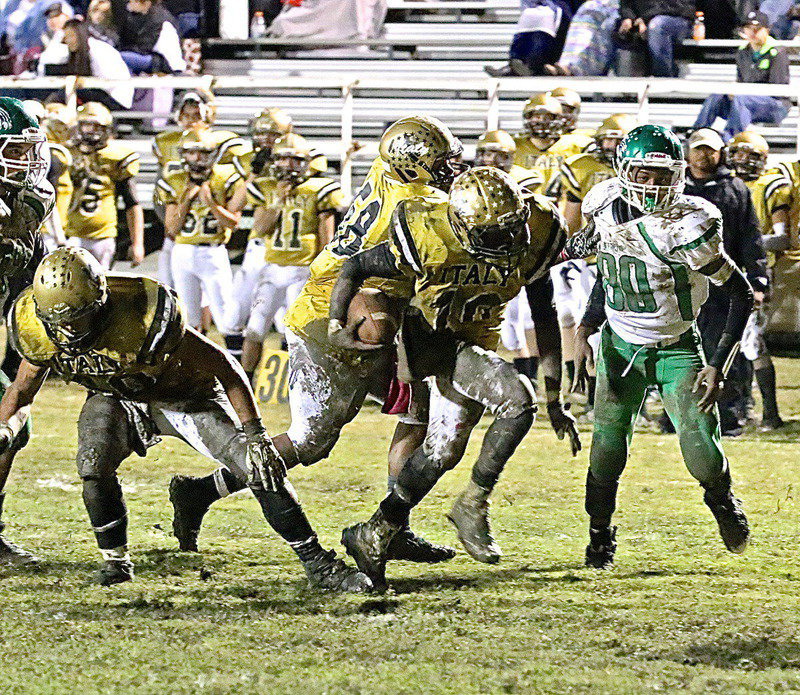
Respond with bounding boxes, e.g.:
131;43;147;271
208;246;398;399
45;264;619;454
494;373;537;420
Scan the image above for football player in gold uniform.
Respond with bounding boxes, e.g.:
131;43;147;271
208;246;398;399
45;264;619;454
160;130;244;344
172;115;464;565
154;91;246;288
66;102;144;269
38;103;72;251
727;131;789;429
0;248;372;590
335;168;580;590
0;97;56;567
476;128;543;383
239;133;344;381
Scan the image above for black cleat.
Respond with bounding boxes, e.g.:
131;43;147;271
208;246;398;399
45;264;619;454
585;525;617;569
169;475;210;552
386;526;457;564
302;549;373;593
759;417;785;432
93;560;134;586
447;481;501;564
0;534;39;566
705;491;749;554
341;509;399;593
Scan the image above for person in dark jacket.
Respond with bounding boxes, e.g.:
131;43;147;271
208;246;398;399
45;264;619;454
617;0;695;76
118;0;185;73
693;10;790;140
684;127;769;435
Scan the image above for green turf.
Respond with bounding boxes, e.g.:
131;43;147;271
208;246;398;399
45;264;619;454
2;359;800;694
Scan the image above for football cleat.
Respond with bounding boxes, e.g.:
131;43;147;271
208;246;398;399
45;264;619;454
447;481;501;564
585;525;617;569
169;475;211;552
704;491;750;554
0;534;39;566
341;509;399;592
386;526;456;564
93;559;134;586
302;549;373;593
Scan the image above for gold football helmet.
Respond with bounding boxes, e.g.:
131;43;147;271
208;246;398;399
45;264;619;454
175;89;216;128
379;114;465;190
594;113;638;165
179;129;219;182
33;247;108;351
41;103;74;144
550;87;581;132
726;131;769;180
75;102;112;153
448;166;530;273
475;130;516;172
272;132;312;184
522;93;563;140
251;107;293;149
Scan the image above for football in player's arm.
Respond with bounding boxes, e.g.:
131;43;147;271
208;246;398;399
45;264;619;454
0;248;372;591
331;168;580;591
567;125;753;570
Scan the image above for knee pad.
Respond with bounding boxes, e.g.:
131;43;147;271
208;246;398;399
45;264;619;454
292;431;340;467
76;395;132;479
495;373;538;420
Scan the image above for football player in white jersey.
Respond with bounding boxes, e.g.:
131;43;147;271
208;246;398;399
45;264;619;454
569;125;753;569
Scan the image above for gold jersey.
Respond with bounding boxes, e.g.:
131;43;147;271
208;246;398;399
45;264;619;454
513;132;592;199
10;275;191;401
49;143;73;228
508;164;543;193
389;193;567;349
745;171;793;267
561;151;614;202
158;164;243;246
772;160;800;237
284;157;447;341
66;141;140;240
248;175;344;266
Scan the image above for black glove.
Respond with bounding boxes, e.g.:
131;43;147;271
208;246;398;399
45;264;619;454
243;420;287;492
547;401;581;456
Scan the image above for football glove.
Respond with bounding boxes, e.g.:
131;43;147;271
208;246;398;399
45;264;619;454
242;420;287;492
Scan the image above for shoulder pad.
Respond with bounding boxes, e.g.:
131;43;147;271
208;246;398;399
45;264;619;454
391;197;448;273
9;287;55;365
582;178;620;217
99;141;138;163
667;195;722;251
49;143;72;166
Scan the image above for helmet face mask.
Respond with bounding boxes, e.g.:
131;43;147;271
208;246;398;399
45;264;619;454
75;120;110;153
616;125;686;213
475;147;513;172
726;143;766;180
181;145;216;182
597;136;624;166
430;143;468;191
524;110;562;139
273;153;310;184
177;102;205;130
0;133;47;188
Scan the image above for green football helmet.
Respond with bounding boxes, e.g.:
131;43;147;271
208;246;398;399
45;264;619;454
615;124;685;213
0;97;47;189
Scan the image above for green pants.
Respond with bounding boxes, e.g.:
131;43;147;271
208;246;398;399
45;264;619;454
590;324;726;489
0;370;30;453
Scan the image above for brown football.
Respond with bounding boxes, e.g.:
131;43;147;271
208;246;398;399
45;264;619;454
347;288;401;346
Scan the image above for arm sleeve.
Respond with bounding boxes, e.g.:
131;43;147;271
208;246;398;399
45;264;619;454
708;266;754;373
524;273;556;326
736;182;769;290
115;177;139;210
580;271;607;330
317;181;345;212
329;242;402;323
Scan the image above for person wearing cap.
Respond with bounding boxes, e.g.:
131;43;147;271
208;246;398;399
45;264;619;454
683;127;768;435
693;10;790;140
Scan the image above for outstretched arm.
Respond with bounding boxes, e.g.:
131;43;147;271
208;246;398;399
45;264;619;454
0;359;49;453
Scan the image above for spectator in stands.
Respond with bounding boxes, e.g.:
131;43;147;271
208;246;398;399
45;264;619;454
163;0;200;37
87;0;120;45
118;0;185;74
617;0;695;77
15;0;73;52
545;0;621;76
38;17;134;110
693;11;789;140
760;0;800;38
485;0;574;76
683;127;768;435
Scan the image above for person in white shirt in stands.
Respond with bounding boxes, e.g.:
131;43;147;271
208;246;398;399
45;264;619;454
38;17;134;111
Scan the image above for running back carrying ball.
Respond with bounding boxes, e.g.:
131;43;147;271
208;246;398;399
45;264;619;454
347;288;400;346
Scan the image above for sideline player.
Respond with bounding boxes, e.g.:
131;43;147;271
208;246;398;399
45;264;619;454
0;97;55;565
726;131;787;430
66;103;144;269
336;168;580;590
169;115;463;563
570;125;753;568
0;248;371;591
239;133;344;382
160;130;243;344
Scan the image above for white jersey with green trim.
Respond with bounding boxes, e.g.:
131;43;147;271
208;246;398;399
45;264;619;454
583;178;734;345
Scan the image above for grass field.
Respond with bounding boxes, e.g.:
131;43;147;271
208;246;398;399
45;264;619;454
2;358;800;694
